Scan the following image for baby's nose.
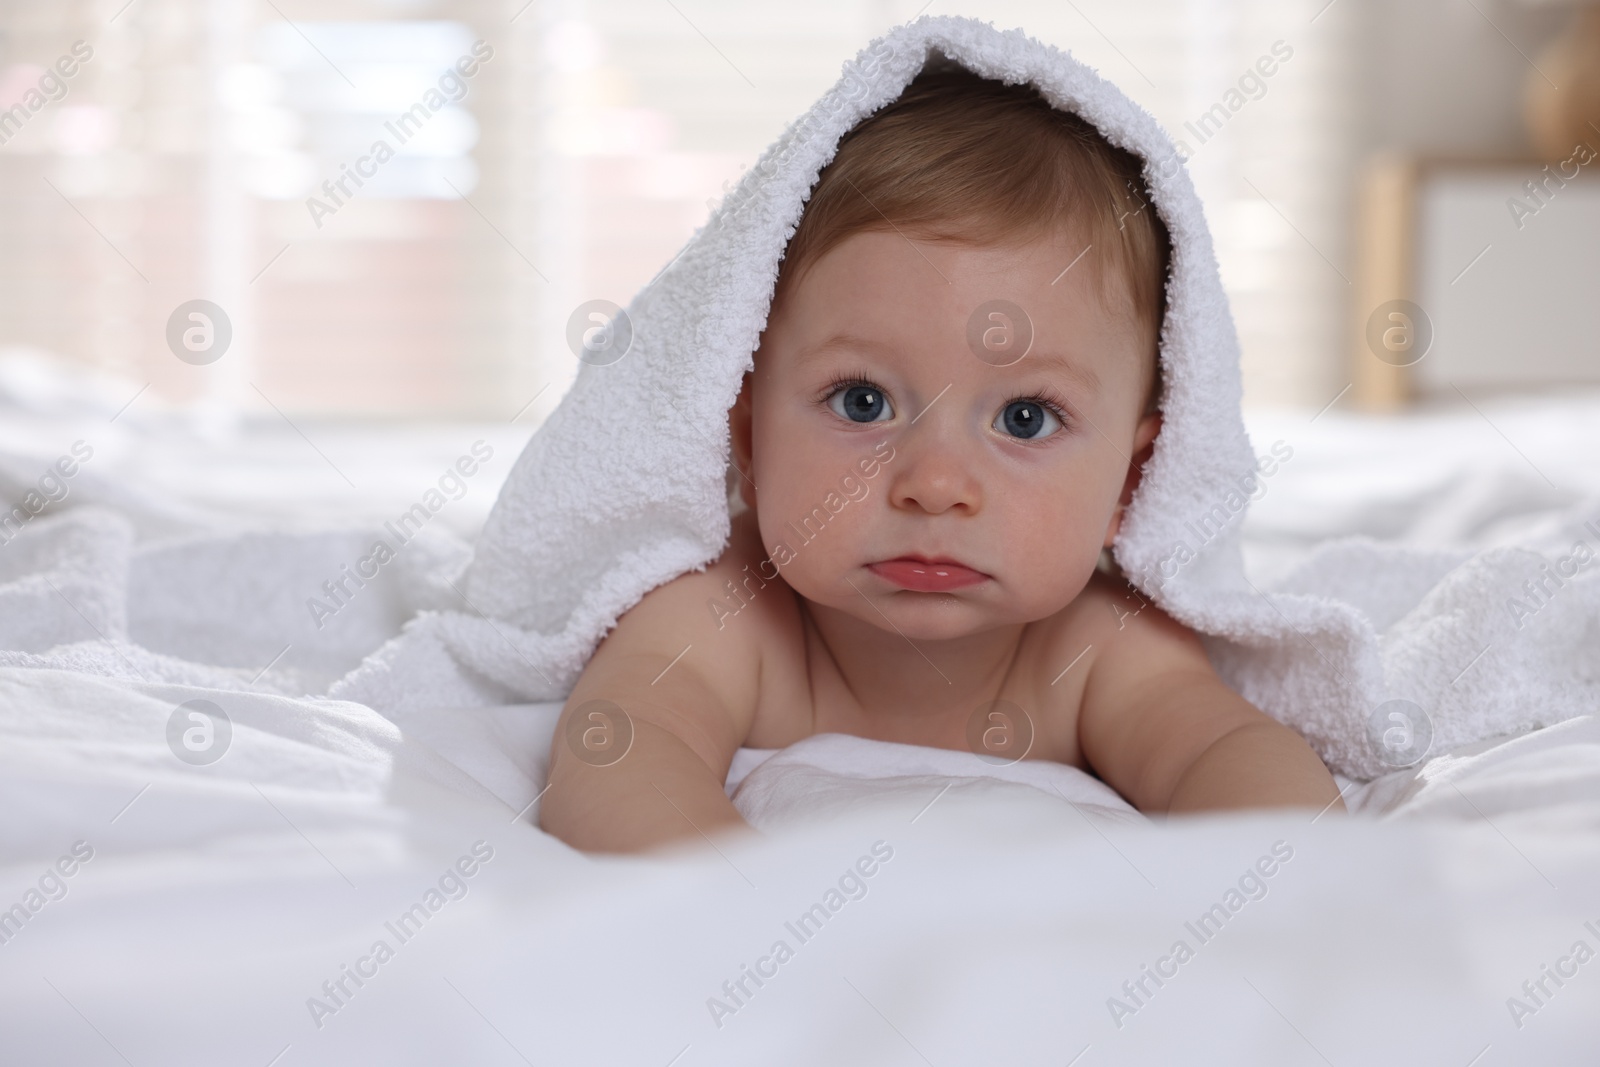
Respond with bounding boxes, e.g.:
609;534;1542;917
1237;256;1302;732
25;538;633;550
884;421;982;516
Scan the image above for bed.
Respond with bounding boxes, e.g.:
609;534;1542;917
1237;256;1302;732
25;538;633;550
3;356;1598;1064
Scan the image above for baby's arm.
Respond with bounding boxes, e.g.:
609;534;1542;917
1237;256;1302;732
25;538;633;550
539;544;765;853
1077;597;1343;815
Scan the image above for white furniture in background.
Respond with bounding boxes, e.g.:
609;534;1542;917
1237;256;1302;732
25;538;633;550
1354;156;1600;408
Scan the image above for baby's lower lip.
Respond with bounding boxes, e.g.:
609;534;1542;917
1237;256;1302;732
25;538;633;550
866;558;990;592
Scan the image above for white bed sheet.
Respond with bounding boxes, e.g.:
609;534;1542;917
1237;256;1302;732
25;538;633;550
5;361;1600;1062
1;667;1597;1065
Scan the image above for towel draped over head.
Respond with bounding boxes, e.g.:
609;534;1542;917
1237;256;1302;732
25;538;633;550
332;14;1600;779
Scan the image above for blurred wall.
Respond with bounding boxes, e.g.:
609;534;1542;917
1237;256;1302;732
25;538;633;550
1355;0;1569;158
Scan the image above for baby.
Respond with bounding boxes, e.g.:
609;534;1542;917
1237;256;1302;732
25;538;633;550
541;63;1342;853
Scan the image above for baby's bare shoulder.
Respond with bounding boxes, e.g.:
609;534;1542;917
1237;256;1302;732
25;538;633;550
1068;570;1211;680
1026;569;1185;669
545;515;798;845
701;511;816;745
569;510;797;754
695;509;802;639
1063;573;1301;813
609;511;792;660
1024;571;1211;718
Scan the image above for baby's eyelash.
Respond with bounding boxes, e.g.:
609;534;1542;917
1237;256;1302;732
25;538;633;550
1004;388;1073;424
815;374;1074;426
814;370;881;404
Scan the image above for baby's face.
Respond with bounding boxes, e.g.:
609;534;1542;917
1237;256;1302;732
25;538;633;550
732;227;1161;642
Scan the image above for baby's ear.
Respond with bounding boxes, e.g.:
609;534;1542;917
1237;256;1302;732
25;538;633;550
1103;413;1162;547
729;372;757;511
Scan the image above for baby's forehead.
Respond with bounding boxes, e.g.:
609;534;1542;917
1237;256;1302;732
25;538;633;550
762;230;1150;366
782;217;1135;293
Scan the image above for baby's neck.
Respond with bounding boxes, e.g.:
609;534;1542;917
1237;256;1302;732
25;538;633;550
800;596;1028;733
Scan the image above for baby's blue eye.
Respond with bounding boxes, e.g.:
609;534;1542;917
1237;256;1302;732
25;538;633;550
995;400;1061;440
829;383;892;423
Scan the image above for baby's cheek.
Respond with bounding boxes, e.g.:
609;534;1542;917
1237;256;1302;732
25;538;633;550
999;502;1105;602
774;513;860;588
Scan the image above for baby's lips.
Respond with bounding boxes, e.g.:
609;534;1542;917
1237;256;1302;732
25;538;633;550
866;557;990;592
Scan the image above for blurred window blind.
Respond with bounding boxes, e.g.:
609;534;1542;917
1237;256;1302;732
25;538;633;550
0;0;1353;419
0;0;539;420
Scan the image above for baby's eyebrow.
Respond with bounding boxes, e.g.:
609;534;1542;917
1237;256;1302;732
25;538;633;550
1015;350;1102;395
792;332;897;367
793;331;1102;396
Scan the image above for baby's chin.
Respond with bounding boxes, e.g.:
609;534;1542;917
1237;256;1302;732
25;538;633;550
807;576;1080;643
